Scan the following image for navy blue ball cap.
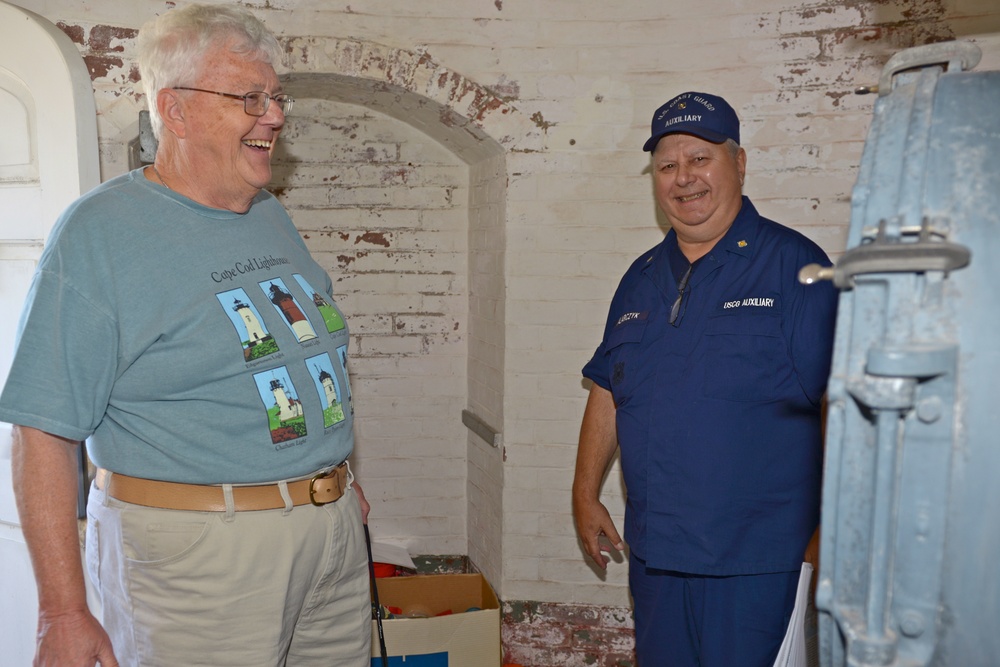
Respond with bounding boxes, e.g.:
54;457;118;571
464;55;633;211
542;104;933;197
642;92;740;152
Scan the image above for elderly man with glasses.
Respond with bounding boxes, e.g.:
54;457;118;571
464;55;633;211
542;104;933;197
0;5;372;666
572;92;839;667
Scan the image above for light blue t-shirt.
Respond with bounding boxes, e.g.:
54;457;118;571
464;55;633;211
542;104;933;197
0;169;355;484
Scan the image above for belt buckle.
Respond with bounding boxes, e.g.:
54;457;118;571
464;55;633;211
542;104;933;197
308;469;340;506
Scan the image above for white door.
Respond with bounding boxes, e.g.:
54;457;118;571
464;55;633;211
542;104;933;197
0;2;100;664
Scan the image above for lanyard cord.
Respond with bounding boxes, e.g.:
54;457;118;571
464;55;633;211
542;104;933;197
365;524;389;666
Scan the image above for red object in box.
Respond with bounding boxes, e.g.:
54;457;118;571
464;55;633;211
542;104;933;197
372;562;396;578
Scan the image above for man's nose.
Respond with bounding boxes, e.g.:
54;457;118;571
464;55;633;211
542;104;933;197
261;99;285;127
675;163;694;186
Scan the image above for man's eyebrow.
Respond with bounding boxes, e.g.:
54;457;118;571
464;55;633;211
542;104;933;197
246;82;283;93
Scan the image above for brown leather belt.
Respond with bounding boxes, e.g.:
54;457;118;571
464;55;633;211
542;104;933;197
94;463;349;512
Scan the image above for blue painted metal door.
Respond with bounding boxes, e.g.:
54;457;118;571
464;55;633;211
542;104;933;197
806;41;1000;667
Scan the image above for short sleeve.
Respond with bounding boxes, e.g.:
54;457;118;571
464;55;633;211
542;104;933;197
0;267;119;441
783;243;839;406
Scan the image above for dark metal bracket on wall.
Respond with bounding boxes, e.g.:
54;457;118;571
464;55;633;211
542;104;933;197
127;110;157;169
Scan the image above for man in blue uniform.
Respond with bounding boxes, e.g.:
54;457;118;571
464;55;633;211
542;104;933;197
572;91;838;666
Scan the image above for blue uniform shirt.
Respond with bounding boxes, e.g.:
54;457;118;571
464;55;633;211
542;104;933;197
583;197;838;575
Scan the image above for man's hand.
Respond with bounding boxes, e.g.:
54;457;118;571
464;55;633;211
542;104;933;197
12;427;117;667
572;384;624;570
34;608;118;667
573;496;624;570
804;525;820;571
352;481;371;524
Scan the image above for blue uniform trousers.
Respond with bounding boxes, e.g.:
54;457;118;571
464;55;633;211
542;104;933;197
630;552;799;667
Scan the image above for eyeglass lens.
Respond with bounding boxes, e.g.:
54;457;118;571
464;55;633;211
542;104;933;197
245;91;294;116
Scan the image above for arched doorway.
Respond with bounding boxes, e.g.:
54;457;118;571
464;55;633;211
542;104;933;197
277;37;541;587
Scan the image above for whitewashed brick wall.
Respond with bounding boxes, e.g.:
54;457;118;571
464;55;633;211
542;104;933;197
273;99;472;555
24;0;1000;612
467;153;509;588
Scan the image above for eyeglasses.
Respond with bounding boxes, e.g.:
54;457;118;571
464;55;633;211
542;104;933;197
669;264;693;326
173;87;294;116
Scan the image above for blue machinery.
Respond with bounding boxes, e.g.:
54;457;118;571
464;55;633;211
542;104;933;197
801;42;1000;666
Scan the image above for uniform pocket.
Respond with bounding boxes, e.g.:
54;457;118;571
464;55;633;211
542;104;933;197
702;313;787;402
607;315;648;348
606;316;650;405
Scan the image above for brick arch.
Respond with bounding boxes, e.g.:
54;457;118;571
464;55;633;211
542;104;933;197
280;36;543;159
278;35;517;586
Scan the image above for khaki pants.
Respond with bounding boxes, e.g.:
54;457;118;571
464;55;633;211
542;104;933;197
86;478;371;667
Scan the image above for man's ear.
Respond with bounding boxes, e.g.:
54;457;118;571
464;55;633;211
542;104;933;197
157;88;187;139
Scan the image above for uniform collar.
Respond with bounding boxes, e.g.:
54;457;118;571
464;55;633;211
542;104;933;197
642;196;761;295
712;196;759;262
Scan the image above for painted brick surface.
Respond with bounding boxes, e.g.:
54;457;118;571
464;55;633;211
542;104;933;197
503;600;637;667
272;95;474;558
26;0;1000;664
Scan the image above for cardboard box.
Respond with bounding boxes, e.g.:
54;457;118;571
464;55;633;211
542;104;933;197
370;573;501;667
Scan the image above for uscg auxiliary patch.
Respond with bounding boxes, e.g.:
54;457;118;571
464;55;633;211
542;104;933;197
721;296;778;310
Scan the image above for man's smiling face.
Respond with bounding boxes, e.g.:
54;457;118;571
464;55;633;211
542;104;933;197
652;132;746;249
175;41;285;211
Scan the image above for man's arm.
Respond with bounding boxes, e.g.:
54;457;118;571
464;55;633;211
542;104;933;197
572;383;625;570
11;425;118;667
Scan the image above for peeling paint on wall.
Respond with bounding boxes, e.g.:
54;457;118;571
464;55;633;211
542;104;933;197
488;74;520;101
84;55;124;80
88;24;136;52
56;21;85;45
530;111;555;131
355;231;391;247
502;599;636;667
56;22;141;86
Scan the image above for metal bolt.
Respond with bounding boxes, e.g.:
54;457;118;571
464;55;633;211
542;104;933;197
899;612;925;638
916;396;942;424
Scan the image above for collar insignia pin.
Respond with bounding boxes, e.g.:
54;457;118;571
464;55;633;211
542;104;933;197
737;240;748;248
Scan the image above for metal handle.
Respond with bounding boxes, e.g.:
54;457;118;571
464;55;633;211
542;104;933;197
799;220;970;289
798;263;835;285
878;42;982;96
799;240;970;288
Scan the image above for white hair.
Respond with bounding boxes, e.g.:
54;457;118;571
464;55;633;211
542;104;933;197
137;3;283;139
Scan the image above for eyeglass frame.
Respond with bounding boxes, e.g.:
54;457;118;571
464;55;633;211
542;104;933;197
172;86;294;117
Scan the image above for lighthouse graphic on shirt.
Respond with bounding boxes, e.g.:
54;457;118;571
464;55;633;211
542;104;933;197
261;278;317;342
216;288;280;362
306;352;346;428
253;367;308;444
292;274;346;334
216;274;350;446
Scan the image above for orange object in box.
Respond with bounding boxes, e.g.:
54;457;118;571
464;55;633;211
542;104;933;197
372;561;396;578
